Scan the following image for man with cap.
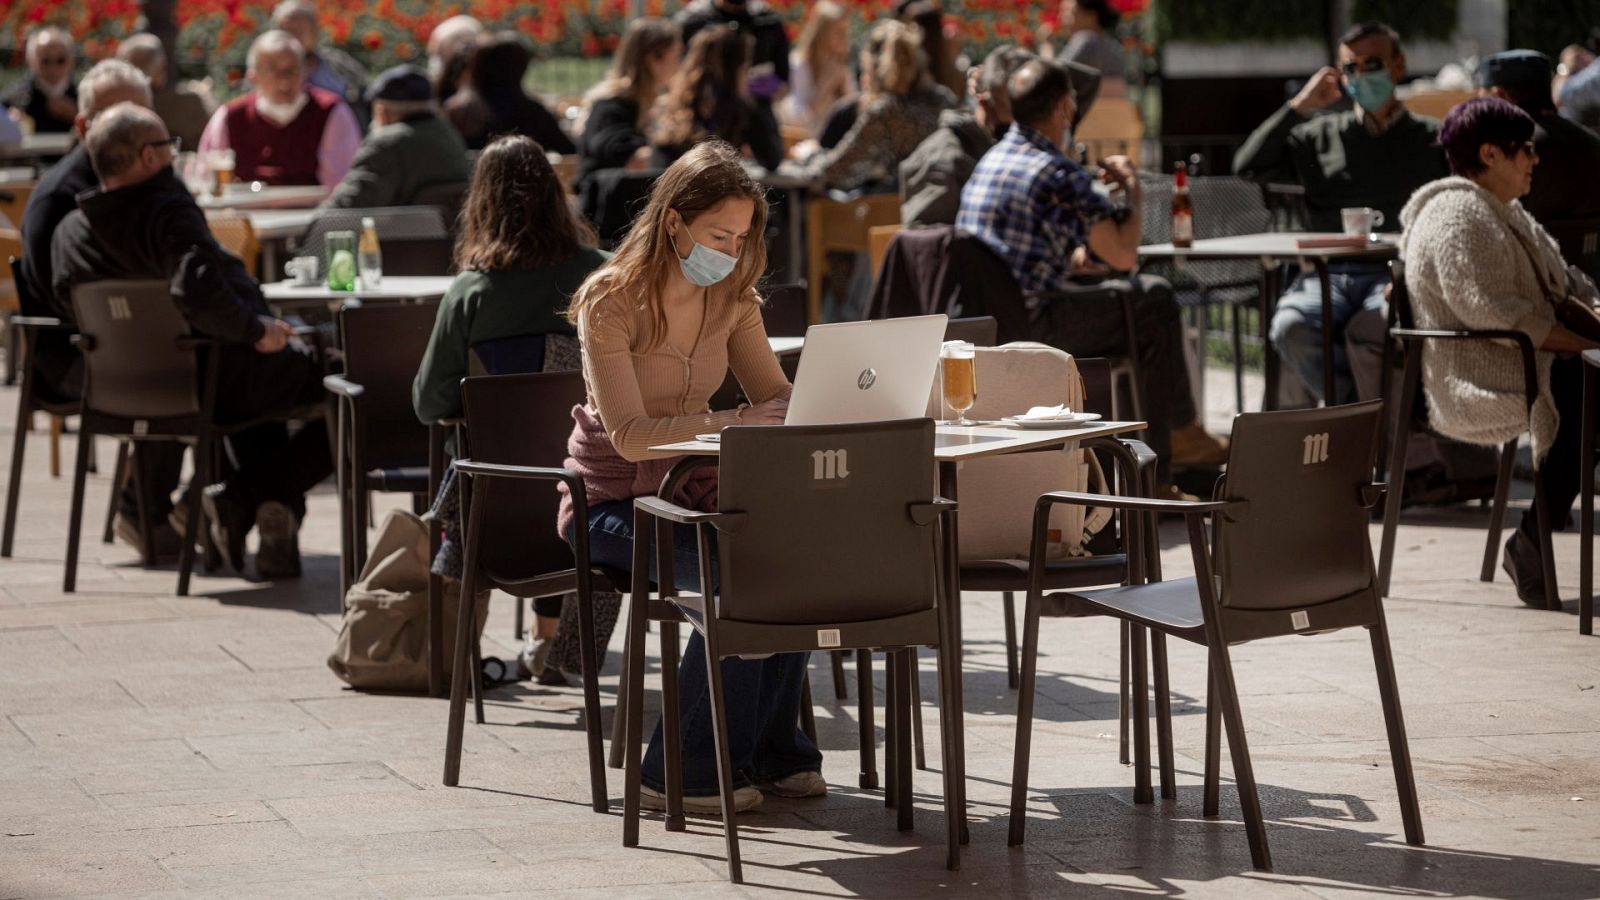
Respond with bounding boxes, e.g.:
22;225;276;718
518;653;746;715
1480;49;1600;227
320;65;471;211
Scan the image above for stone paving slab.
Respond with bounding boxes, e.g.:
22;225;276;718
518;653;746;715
3;372;1600;898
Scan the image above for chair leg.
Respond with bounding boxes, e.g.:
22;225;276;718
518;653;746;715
800;673;818;744
1203;662;1221;818
128;447;155;567
856;648;878;790
1007;573;1045;847
575;582;609;813
1210;639;1272;871
895;650;914;834
1151;632;1177;801
1377;344;1421;596
884;652;899;810
513;597;524;641
703;640;743;883
936;635;961;870
1481;439;1519;583
621;587;649;847
1531;466;1563;611
442;547;482;786
1002;590;1020;689
469;602;485;726
1583;369;1596;634
831;649;848;700
2;389;31;558
609;594;634;771
660;619;685;832
48;415;62;479
175;441;207;598
101;440;129;544
1118;621;1131;765
1129;625;1153;805
909;649;926;771
1369;619;1425;846
61;422;94;593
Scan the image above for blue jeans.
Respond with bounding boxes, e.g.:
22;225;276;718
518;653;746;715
576;500;821;796
1269;264;1390;404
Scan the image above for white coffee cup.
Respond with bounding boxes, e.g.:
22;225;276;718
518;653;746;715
285;256;319;286
1340;207;1385;239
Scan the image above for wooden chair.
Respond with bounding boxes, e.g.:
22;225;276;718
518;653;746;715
1402;90;1475;121
0;180;34;232
867;224;901;288
1075;97;1143;165
805;192;900;323
205;211;261;280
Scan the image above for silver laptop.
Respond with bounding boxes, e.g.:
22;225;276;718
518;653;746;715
784;315;948;426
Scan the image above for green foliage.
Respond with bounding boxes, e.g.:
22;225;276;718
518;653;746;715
1507;0;1600;58
1149;0;1324;44
1350;0;1459;42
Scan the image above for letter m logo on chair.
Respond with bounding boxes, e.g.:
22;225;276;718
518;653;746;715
1302;432;1330;465
812;448;850;481
107;295;133;320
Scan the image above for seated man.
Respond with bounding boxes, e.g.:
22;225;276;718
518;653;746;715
320;65;471;211
957;59;1226;493
51;103;332;579
1480;49;1600;227
197;30;361;187
1233;21;1447;404
271;0;371;123
2;27;78;134
116;33;213;151
17;61;170;557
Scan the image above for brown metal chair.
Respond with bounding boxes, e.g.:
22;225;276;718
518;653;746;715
622;418;961;882
442;371;622;813
1010;400;1424;871
1375;259;1558;609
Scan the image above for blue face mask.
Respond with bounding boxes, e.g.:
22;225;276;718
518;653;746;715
1346;71;1395;113
673;227;739;287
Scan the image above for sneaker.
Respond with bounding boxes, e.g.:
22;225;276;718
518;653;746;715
761;770;827;799
254;501;301;579
112;512;182;565
639;784;764;816
201;484;252;574
1170;425;1230;468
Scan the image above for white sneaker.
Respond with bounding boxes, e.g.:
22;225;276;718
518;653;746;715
761;770;827;798
639;784;763;816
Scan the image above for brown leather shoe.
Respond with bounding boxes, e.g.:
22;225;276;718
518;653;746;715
1171;424;1230;468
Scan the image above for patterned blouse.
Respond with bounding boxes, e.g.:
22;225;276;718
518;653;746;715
798;82;957;190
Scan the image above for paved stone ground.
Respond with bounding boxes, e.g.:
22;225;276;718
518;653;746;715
2;369;1598;899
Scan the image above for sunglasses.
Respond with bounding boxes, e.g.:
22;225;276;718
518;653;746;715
145;135;183;153
1338;57;1389;77
1512;140;1537;157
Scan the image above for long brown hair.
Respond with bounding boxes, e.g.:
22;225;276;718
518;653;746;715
795;2;850;87
652;25;753;150
453;135;595;272
565;139;768;350
861;19;927;99
585;17;680;124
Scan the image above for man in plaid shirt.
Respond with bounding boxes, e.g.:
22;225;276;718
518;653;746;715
957;58;1228;491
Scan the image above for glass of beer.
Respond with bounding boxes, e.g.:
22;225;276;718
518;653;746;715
941;340;977;426
206;149;236;197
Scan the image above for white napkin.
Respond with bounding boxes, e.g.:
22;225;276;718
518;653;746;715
1015;404;1073;420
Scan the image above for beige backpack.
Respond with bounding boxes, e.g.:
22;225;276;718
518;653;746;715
930;343;1111;561
327;509;490;692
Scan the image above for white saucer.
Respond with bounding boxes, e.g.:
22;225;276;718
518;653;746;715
1000;412;1102;429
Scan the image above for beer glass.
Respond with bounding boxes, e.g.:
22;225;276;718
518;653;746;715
325;231;357;291
941;341;977;426
206;149;236;198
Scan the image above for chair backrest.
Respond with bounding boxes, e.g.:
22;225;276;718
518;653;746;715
411;181;470;233
1543;216;1600;282
1388;258;1416;329
338;301;441;471
459;370;588;582
204;211;260;280
717;418;940;625
71;279;199;420
1213;401;1384;626
1402;89;1475;120
296;206;452;277
944;316;998;347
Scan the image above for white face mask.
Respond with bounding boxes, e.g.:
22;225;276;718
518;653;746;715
38;76;69;98
255;92;308;126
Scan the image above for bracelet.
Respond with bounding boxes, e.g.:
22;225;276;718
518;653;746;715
733;402;749;423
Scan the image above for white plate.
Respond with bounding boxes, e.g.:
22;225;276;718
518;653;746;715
1000;412;1102;429
693;433;723;443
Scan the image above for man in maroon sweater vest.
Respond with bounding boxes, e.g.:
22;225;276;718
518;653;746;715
197;30;361;186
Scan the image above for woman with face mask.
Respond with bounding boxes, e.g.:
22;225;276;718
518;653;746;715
559;140;820;816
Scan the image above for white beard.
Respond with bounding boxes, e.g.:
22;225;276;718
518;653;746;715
37;77;69;98
255;92;309;126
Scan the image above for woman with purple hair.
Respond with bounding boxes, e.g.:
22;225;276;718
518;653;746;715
1399;96;1600;607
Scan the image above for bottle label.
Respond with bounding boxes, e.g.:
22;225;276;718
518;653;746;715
1173;212;1193;245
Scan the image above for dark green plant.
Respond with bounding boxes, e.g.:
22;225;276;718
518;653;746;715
1350;0;1459;42
1149;0;1325;43
1507;0;1600;58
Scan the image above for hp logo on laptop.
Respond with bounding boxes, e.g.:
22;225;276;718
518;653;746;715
857;368;877;390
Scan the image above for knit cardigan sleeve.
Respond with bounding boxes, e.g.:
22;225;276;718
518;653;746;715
1412;192;1554;348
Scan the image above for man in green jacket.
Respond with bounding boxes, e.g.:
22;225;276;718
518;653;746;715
321;65;471;211
1233;21;1447;405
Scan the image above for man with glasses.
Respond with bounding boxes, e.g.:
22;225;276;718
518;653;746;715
2;27;78;134
1235;21;1448;406
1479;49;1600;227
51;103;331;580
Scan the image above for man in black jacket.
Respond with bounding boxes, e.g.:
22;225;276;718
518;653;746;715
51;103;330;580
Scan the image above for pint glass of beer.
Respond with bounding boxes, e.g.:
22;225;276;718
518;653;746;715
206;149;236;197
940;340;977;426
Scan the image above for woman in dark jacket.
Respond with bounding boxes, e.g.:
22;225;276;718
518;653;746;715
575;18;682;189
444;31;575;154
650;25;784;171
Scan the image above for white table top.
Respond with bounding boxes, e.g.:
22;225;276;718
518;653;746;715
0;133;74;159
1139;232;1398;261
768;336;804;355
245;209;318;241
261;275;453;302
652;419;1147;462
199;184;329;211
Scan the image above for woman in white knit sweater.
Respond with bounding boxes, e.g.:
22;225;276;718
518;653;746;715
1400;96;1600;606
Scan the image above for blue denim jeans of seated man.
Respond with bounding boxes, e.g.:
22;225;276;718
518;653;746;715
1268;263;1390;404
572;499;821;796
